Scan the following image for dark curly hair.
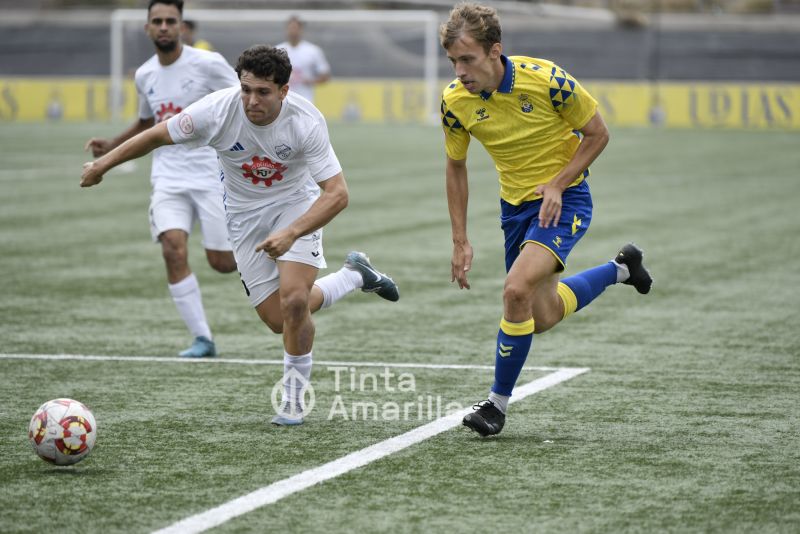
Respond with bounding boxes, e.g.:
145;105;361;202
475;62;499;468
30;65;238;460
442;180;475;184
148;0;183;16
235;45;292;86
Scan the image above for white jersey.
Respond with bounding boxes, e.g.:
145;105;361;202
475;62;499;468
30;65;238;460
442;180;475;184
135;45;239;192
276;40;331;102
165;87;342;214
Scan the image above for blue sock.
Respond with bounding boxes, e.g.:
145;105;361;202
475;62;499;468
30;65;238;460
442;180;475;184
491;318;535;396
561;262;617;313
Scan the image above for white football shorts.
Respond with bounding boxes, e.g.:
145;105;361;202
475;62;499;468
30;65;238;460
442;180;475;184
226;196;326;307
149;188;231;251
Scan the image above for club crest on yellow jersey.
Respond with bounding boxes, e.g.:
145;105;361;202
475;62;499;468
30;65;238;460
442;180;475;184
518;94;534;113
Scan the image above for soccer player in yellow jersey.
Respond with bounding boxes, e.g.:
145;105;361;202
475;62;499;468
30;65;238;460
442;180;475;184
181;20;214;51
440;3;653;436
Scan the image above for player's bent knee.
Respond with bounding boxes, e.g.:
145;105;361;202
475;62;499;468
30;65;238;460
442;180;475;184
280;292;310;323
256;305;284;334
264;319;283;334
162;247;188;269
531;302;564;334
207;252;237;274
502;282;531;310
160;235;188;265
533;319;556;334
217;261;238;274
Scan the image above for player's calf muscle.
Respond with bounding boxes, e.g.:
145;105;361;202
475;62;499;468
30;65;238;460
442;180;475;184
530;292;565;333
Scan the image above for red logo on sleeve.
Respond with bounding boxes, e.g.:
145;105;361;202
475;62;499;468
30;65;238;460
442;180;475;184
241;156;287;187
156;102;182;122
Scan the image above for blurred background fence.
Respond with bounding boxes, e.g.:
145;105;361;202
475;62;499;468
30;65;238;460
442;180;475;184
0;0;798;128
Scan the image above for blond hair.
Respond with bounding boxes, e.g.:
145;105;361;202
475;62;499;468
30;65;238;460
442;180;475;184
439;2;501;53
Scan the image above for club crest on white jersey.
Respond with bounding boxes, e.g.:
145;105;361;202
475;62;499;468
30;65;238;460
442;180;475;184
156;102;182;122
241;156;288;187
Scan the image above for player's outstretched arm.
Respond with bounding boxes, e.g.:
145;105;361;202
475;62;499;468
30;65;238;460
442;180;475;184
255;173;349;259
80;122;174;188
84;117;155;157
446;156;473;290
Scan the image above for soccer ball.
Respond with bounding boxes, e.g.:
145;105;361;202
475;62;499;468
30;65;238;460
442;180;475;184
28;398;97;466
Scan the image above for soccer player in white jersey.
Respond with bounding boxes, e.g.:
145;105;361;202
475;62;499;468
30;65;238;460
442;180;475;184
80;45;399;426
84;0;239;358
276;15;331;103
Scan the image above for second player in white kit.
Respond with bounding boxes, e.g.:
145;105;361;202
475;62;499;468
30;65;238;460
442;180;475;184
276;15;331;103
85;0;239;358
136;45;237;252
81;45;399;426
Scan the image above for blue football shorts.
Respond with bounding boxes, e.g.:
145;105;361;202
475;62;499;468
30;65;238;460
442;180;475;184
501;180;593;272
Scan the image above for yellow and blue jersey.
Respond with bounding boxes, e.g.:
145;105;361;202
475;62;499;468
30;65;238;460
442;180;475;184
192;39;214;51
441;55;598;205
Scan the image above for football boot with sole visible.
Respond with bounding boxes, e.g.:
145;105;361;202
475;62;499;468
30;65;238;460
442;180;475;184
344;251;400;302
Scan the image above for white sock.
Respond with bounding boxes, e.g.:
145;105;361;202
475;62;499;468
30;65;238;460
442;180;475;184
488;391;509;414
168;273;212;340
612;260;630;283
282;351;312;406
313;267;362;309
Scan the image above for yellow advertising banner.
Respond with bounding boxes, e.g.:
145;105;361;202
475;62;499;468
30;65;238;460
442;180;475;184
586;81;800;129
0;77;137;122
1;77;798;130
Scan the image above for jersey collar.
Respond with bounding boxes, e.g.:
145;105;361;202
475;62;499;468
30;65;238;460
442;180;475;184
479;55;515;101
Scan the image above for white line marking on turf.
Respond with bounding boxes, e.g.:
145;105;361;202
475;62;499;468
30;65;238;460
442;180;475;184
151;367;589;534
0;167;70;181
0;353;562;372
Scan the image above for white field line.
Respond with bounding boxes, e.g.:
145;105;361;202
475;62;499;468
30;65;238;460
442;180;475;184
0;168;70;181
0;353;563;372
151;367;589;534
0;163;139;182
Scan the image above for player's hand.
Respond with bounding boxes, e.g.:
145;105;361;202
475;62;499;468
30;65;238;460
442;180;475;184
80;161;104;187
451;241;473;289
84;138;112;158
255;228;297;260
534;182;564;229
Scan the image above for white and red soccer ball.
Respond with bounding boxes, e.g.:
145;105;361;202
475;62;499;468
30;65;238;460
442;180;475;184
28;398;97;466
